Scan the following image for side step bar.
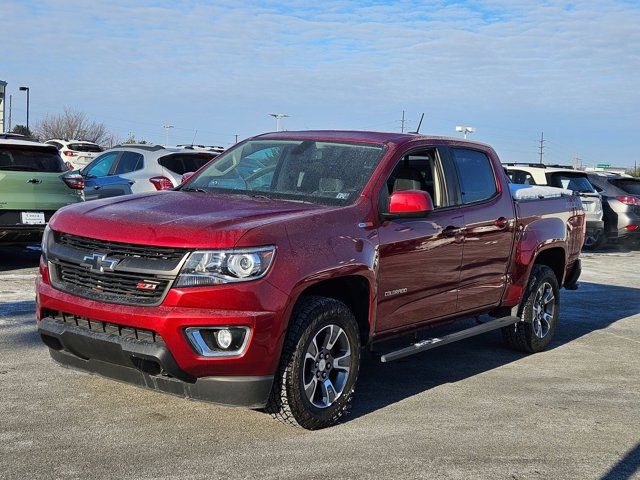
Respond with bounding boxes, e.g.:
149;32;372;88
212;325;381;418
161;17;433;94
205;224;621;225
379;316;520;363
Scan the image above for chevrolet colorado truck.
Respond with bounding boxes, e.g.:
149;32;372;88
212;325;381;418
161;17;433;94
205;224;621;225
36;131;585;429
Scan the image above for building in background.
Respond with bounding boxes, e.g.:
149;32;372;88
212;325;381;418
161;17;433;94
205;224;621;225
0;80;6;133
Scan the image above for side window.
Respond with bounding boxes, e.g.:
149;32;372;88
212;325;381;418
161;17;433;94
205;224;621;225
83;151;119;177
451;149;498;204
384;149;446;208
507;169;536;185
114;151;144;174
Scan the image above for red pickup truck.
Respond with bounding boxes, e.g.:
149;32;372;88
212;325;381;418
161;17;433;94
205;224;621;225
36;131;585;429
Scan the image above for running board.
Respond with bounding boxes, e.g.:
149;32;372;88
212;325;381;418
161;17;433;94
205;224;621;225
379;316;520;363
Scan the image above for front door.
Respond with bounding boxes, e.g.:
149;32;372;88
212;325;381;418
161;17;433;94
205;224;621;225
375;146;464;333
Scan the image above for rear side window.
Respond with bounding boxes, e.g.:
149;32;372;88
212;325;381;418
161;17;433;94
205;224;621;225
507;169;536;185
68;143;103;153
612;179;640;195
114;151;144;174
451;148;498;204
0;146;66;173
158;153;215;175
547;173;595;193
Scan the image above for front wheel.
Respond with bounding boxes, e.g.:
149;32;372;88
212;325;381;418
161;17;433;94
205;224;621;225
266;296;361;429
502;264;560;353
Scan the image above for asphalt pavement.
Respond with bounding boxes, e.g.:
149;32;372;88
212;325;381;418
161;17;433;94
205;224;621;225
1;245;639;479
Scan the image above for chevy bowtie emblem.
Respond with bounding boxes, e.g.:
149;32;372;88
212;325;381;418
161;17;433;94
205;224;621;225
81;253;119;273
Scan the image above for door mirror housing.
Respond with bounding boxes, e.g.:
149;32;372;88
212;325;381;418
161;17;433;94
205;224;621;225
181;171;195;184
384;190;434;219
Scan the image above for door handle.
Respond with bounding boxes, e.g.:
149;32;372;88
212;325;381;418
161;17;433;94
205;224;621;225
494;217;509;229
93;185;101;190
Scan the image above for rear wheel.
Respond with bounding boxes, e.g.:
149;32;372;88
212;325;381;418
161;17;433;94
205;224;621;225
583;230;605;250
502;265;560;353
266;296;361;429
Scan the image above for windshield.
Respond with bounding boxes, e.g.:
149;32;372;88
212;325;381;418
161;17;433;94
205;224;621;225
183;139;385;205
612;179;640;195
548;173;596;193
0;146;67;172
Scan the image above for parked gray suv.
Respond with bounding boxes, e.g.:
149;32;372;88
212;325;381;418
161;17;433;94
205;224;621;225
587;172;640;246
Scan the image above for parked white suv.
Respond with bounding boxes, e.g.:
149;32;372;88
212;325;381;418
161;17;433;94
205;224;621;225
79;144;217;200
504;163;604;248
45;139;103;170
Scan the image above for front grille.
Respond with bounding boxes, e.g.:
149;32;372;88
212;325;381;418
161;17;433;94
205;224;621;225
54;260;170;306
57;232;187;261
45;310;164;345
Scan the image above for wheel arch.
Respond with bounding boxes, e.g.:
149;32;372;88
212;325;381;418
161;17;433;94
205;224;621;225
286;274;373;346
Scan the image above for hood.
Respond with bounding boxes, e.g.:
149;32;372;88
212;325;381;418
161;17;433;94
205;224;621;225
50;191;325;248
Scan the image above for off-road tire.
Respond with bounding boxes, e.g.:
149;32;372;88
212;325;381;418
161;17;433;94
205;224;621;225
266;296;361;430
502;264;560;353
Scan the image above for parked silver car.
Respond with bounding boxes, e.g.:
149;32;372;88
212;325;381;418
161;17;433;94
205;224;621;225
79;144;218;200
587;172;640;246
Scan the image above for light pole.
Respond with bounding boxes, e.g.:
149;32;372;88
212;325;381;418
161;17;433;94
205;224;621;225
455;125;475;139
268;113;289;131
162;124;174;146
19;86;29;132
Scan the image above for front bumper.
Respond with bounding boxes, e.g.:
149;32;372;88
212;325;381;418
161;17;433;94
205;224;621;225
39;317;272;408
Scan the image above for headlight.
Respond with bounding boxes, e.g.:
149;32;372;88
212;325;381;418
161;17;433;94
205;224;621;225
41;224;52;261
175;246;275;287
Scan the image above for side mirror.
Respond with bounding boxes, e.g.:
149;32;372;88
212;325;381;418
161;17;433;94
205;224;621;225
386;190;434;218
181;171;195;184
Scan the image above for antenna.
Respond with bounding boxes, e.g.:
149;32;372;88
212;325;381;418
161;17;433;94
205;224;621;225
191;129;198;146
409;113;424;134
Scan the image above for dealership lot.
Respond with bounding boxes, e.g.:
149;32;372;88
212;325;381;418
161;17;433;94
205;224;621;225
1;247;639;479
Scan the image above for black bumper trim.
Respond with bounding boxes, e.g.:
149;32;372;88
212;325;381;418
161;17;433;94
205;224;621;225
38;318;273;408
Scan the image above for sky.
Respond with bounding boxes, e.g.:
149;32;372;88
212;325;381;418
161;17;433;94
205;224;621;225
2;0;639;167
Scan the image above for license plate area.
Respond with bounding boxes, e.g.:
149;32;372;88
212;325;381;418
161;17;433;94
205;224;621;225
21;212;46;225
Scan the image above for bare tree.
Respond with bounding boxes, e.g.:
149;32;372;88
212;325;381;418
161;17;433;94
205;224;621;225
34;107;114;145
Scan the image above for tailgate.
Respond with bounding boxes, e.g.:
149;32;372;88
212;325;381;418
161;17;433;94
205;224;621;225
0;171;82;211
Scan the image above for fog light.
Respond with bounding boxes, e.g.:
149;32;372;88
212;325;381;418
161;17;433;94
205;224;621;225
184;326;250;357
216;329;233;349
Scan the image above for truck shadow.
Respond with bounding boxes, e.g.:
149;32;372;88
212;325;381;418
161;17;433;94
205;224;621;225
350;280;640;421
0;246;41;271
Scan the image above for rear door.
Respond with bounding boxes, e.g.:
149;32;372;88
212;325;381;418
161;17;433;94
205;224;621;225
447;147;516;312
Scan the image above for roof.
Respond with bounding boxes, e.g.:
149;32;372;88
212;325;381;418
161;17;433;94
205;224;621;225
0;138;57;149
47;139;100;144
254;130;493;148
503;163;585;174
